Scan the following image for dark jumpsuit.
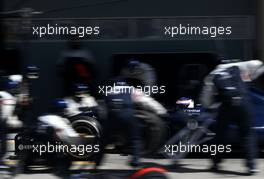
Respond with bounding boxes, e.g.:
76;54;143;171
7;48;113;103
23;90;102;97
95;89;141;167
212;66;257;168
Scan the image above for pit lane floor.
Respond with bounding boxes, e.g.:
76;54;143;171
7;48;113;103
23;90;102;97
9;155;264;179
4;134;264;179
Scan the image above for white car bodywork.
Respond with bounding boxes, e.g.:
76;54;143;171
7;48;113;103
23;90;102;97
38;115;80;144
64;94;98;117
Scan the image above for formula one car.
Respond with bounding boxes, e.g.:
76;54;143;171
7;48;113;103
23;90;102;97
162;64;264;160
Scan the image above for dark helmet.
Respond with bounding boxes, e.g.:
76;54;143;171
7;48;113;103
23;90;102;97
26;65;39;79
108;77;128;87
5;79;20;91
53;98;68;113
220;58;241;64
2;75;23;94
73;83;89;96
127;59;140;71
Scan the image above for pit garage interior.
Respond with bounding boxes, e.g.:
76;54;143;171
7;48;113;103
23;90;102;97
1;0;262;114
2;1;264;179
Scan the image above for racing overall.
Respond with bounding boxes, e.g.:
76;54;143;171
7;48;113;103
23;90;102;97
212;66;257;169
95;86;141;167
0;103;7;166
0;91;22;171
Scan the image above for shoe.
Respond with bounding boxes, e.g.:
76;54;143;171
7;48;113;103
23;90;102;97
0;160;9;171
0;161;11;179
129;158;141;168
248;167;259;175
90;167;99;174
209;163;220;173
247;162;259;175
71;173;91;179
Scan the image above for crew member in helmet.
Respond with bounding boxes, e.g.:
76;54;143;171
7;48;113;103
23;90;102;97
0;75;25;171
57;38;96;96
0;66;37;173
95;79;142;168
18;65;39;126
200;60;264;174
0;75;25;129
95;78;167;169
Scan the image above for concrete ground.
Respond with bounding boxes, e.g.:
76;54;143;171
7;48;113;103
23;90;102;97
4;134;264;179
10;154;264;179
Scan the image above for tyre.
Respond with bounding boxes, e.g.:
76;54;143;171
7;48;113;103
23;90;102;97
130;167;168;179
70;116;102;160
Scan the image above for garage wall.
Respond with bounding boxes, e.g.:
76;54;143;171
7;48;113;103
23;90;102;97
3;0;257;115
4;0;256;17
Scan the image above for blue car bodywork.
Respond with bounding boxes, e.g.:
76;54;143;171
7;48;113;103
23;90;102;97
250;88;264;144
169;87;264;147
